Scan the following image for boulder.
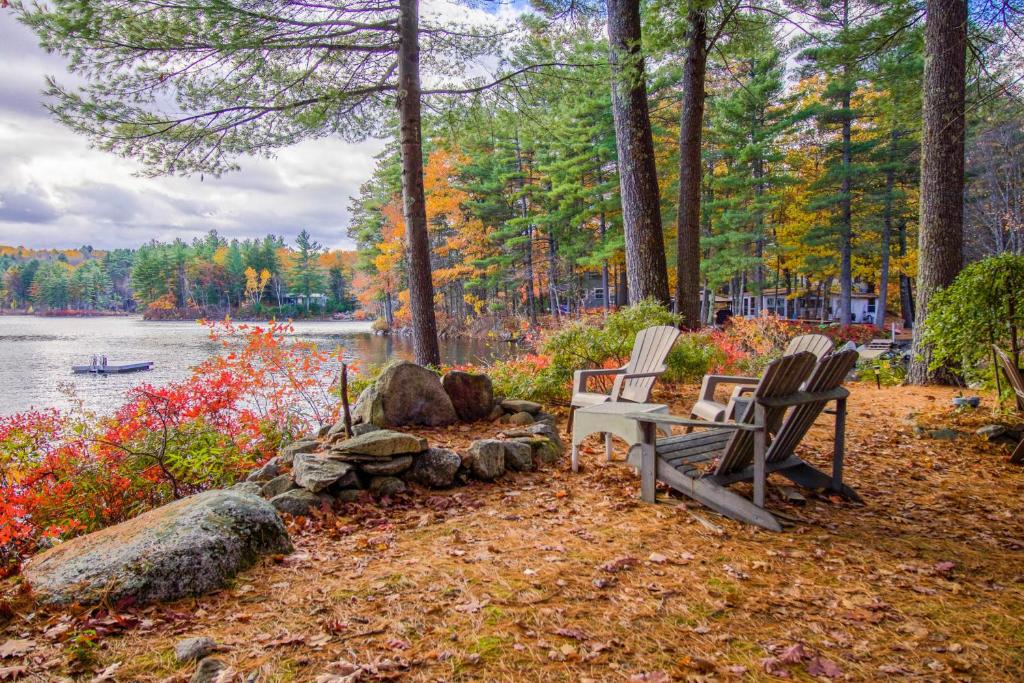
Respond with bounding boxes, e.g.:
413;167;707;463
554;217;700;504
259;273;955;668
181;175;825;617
977;424;1007;440
334;488;367;504
352;423;380;436
229;482;263;497
260;474;298;499
246;456;281;482
369;476;407;497
502;441;534;472
503;411;534;426
330;429;428;461
409;448;462;489
292;453;355;493
441;371;494;422
279;439;320;465
175;637;219;664
359;455;414;476
533;412;557;427
23;490;292;607
190;658;228;683
352;361;458;427
270;489;322;516
501;399;542;415
487;404;506;421
526;421;564;447
511;436;562;466
465;440;506;481
326;419;350;442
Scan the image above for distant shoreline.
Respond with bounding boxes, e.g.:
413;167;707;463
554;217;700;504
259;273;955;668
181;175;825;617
1;309;367;323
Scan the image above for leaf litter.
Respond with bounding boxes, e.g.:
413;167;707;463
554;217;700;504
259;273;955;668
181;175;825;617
0;383;1022;680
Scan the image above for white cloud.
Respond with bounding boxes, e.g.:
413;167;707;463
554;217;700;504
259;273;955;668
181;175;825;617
0;2;527;252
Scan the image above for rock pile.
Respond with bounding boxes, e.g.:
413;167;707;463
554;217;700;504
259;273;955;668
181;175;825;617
243;416;565;517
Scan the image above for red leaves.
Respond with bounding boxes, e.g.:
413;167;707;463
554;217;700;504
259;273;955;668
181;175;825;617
0;320;342;572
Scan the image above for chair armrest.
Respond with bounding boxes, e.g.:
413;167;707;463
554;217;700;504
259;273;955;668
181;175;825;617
698;374;760;402
573;366;626;395
622;412;760;431
610;366;666;401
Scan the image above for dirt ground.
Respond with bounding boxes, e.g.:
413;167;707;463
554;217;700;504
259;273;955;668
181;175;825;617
2;383;1022;682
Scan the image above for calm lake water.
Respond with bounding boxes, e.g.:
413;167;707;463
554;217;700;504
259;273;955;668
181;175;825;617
0;316;513;416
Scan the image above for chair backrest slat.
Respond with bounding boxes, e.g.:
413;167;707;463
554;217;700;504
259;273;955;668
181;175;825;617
766;349;858;463
620;325;681;402
713;352;817;475
994;345;1024;401
785;334;834;360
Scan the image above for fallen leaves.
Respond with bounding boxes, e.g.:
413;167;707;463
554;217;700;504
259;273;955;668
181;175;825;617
600;556;639;573
0;641;33;659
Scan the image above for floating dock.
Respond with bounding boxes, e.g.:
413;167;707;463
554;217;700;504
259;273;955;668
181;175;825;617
72;362;154;374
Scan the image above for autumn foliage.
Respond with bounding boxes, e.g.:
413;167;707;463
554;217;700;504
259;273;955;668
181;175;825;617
0;320;344;574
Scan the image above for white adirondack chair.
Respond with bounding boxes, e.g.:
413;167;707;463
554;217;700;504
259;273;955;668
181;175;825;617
993;345;1024;464
689;333;834;424
569;325;680;428
625;349;861;531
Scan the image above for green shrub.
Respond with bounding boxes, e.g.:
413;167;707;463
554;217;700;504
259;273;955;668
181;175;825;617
486;300;720;403
921;253;1024;386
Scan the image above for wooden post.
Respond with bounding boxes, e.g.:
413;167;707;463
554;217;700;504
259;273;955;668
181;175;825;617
752;402;767;508
640;420;657;503
340;363;353;439
832;397;847;491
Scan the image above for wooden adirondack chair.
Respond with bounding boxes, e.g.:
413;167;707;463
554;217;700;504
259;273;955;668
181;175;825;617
569;325;680;428
993;345;1024;464
689;333;835;423
625;349;860;532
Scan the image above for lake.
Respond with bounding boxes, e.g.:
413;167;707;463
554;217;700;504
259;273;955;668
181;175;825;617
0;316;513;416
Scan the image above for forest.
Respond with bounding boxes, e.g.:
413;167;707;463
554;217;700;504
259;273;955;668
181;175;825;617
346;3;1022;335
0;233;359;317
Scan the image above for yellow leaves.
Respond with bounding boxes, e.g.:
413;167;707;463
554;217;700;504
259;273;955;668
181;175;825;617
244;267;271;305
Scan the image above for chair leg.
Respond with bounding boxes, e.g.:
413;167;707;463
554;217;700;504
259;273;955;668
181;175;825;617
1011;438;1024;465
567;406;576;432
604;433;613;462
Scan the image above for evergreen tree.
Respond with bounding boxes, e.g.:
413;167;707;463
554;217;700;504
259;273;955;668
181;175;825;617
291;230;325;312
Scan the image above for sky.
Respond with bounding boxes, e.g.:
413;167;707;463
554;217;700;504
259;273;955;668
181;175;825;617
0;3;521;252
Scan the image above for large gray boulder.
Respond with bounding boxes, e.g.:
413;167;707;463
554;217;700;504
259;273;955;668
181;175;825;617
441;371;494;422
23;490;292;607
465;440;506;481
409;448;462;489
292;453;355;493
352;361;458;427
329;429;428;461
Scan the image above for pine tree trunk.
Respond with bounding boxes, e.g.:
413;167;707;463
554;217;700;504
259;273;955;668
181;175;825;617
397;0;440;366
607;0;670;307
839;87;853;325
908;0;967;384
675;8;707;327
878;131;899;331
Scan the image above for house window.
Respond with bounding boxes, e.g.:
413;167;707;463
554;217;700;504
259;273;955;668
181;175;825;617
593;288;604;301
867;298;877;314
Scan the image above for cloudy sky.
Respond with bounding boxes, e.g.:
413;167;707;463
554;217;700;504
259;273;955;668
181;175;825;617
0;4;518;252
